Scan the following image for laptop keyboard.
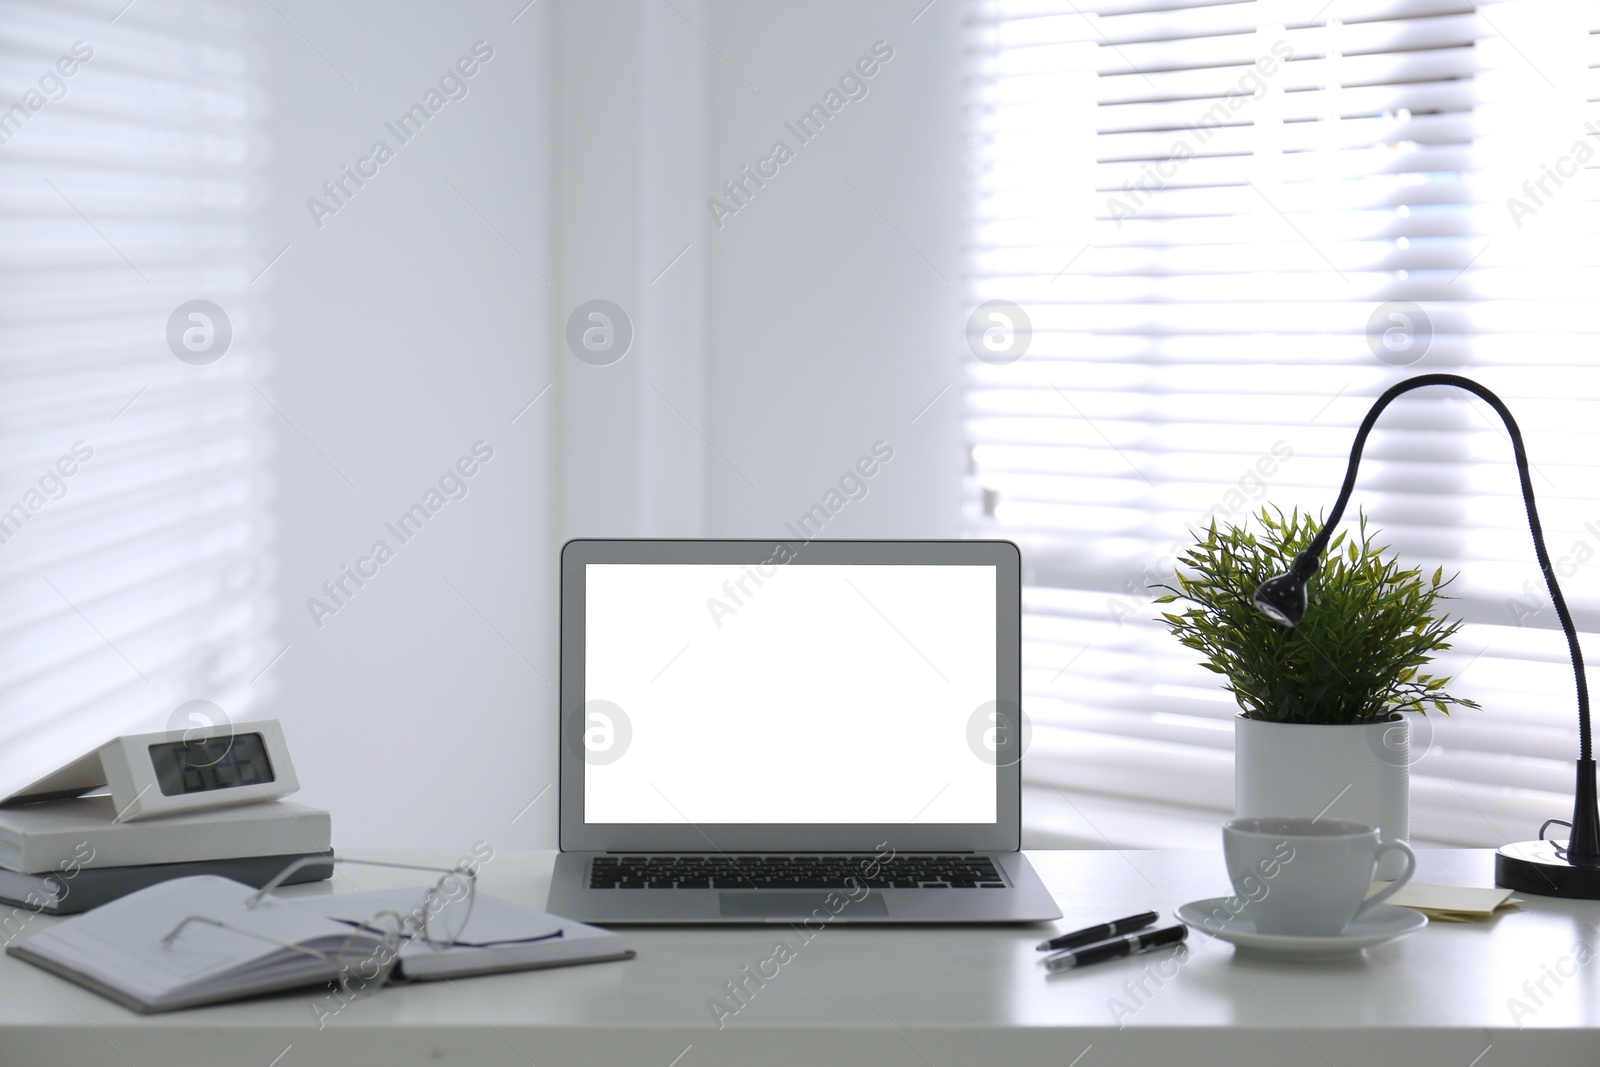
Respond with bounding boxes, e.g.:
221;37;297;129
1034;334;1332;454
589;854;1006;890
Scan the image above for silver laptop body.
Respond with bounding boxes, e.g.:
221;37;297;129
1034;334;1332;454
546;538;1061;924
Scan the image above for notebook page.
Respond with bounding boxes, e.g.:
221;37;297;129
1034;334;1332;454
294;890;565;954
20;876;369;1006
292;889;626;981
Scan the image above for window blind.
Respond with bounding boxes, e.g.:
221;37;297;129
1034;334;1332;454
965;0;1600;847
0;0;273;794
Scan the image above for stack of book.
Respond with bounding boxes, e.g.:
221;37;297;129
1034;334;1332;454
0;796;332;916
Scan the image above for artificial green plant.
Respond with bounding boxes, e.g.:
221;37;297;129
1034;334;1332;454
1154;507;1480;724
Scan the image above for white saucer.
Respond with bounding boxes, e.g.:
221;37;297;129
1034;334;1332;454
1175;897;1428;961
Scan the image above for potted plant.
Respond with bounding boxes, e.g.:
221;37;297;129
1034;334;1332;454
1154;508;1478;877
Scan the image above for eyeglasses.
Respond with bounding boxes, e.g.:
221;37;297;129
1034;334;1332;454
247;856;478;950
158;855;480;998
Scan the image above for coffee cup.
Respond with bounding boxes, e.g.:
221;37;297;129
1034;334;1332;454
1221;816;1416;937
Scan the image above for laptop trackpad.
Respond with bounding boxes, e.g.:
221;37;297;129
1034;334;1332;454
719;891;888;918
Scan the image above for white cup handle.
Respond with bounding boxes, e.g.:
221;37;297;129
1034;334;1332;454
1355;839;1417;918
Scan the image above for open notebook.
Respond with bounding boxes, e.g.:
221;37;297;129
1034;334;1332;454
7;875;632;1013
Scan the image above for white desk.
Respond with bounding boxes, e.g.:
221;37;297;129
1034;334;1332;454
1;849;1596;1066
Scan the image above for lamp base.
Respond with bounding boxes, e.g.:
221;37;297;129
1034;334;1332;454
1495;840;1600;899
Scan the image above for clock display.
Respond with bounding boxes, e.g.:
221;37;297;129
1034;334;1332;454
149;732;276;796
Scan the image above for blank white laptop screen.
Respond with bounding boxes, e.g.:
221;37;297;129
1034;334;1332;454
583;563;998;825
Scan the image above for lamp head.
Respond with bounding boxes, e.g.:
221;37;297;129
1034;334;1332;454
1252;550;1319;627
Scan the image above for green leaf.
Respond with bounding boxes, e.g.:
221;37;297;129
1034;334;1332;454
1153;505;1475;726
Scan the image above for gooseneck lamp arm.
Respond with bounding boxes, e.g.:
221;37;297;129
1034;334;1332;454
1251;373;1599;879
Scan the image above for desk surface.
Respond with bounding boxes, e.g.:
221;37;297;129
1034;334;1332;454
1;848;1597;1066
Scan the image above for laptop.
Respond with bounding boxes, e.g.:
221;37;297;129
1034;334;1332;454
546;538;1061;924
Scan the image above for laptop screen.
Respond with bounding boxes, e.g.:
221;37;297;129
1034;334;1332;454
582;562;998;826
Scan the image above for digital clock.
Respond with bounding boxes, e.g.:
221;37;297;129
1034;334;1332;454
0;719;300;821
148;731;276;796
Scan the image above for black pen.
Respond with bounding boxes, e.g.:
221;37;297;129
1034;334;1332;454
1043;924;1187;973
1037;910;1158;952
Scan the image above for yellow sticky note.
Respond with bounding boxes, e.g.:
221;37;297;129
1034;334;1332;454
1367;880;1520;921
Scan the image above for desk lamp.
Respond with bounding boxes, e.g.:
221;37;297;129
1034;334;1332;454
1251;373;1600;899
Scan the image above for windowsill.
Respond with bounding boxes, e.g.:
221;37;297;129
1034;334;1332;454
1024;784;1460;850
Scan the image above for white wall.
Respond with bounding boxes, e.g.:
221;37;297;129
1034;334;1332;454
0;2;280;797
256;0;967;849
259;1;556;849
552;0;709;538
0;0;971;853
551;0;967;544
701;0;967;538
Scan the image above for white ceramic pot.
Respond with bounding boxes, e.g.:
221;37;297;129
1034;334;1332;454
1234;714;1411;880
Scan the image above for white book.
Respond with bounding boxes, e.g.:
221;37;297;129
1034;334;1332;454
0;797;331;874
0;851;333;915
8;875;632;1013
